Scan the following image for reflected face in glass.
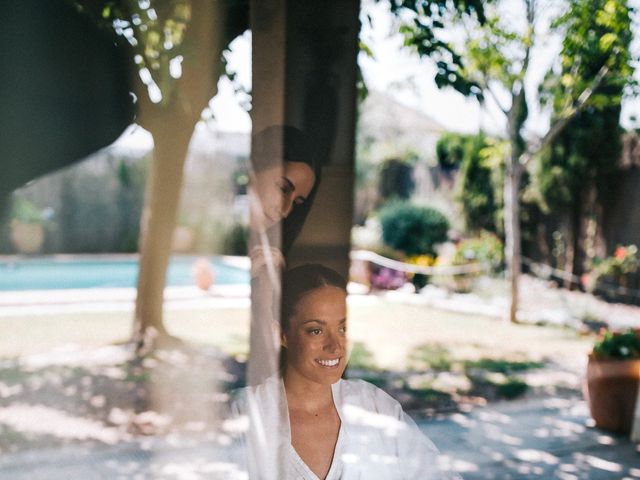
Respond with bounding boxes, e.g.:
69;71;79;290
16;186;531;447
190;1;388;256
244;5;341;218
250;161;315;231
283;286;348;386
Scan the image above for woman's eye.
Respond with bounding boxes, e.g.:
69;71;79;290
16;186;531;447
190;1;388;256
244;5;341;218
339;326;347;334
294;197;305;206
307;328;322;336
278;179;293;195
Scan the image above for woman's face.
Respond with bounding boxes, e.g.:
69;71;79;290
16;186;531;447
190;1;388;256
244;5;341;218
250;161;315;230
283;285;348;386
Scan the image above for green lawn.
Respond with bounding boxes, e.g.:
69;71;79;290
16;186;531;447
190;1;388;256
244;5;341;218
0;299;593;367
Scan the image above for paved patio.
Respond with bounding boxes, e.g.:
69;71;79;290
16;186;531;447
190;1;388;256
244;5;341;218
0;393;637;479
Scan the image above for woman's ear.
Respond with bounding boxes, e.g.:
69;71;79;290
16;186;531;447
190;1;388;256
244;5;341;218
274;319;287;348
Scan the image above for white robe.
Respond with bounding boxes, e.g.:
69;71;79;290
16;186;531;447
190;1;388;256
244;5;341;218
229;376;458;479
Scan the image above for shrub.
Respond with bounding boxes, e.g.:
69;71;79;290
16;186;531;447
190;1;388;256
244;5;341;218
452;231;504;271
584;245;640;303
10;197;43;224
436;132;470;170
222;224;248;256
406;254;435;290
495;378;528;399
378;158;415;203
592;328;640;360
378;201;449;256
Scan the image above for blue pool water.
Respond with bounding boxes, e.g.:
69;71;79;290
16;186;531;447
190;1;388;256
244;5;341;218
0;256;249;291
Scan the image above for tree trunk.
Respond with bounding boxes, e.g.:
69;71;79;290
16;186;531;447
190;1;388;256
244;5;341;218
568;188;585;290
505;88;526;324
131;0;226;354
504;156;522;324
132;118;193;351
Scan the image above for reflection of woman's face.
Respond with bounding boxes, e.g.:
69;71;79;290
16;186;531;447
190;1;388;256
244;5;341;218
250;161;315;231
283;286;348;386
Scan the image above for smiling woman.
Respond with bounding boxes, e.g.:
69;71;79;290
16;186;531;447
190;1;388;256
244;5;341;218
231;264;456;480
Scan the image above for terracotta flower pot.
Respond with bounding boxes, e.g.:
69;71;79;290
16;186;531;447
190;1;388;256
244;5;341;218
584;356;640;433
10;221;44;254
192;258;215;291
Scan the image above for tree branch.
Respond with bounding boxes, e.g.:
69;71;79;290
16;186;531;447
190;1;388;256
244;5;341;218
486;82;509;116
521;60;610;166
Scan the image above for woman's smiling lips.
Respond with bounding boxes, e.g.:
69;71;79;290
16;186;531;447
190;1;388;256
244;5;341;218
316;357;341;368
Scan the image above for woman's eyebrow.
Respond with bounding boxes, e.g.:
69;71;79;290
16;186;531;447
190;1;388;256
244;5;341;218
300;319;325;325
281;176;295;192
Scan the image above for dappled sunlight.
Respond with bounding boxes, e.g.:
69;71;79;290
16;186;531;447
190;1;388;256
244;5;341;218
20;344;133;370
0;403;120;444
484;425;523;446
514;448;560;464
575;453;623;473
417;394;640;479
0;340;243;460
438;455;479;474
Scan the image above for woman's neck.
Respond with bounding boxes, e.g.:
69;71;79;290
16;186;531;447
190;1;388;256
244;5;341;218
283;370;335;413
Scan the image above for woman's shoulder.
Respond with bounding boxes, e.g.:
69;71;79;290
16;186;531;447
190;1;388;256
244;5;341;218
336;378;403;417
231;376;283;411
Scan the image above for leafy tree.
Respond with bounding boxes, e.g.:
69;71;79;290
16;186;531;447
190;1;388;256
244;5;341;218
436;132;473;170
378;158;415;203
529;0;634;283
378;201;449;256
74;0;249;351
437;132;502;232
398;0;637;322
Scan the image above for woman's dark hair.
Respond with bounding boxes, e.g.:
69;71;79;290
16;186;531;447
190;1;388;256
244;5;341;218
251;125;317;173
280;263;347;331
279;264;347;373
251;125;322;254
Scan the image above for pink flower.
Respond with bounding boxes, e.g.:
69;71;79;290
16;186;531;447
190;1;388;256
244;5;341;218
614;247;627;260
580;273;590;288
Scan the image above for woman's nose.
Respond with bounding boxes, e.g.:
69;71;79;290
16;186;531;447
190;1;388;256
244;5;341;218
281;195;295;218
323;332;342;353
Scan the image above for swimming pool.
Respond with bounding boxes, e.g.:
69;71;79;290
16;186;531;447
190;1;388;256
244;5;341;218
0;256;250;291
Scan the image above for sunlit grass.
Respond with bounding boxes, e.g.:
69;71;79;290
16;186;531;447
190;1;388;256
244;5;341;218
0;309;250;359
0;299;593;366
347;301;593;370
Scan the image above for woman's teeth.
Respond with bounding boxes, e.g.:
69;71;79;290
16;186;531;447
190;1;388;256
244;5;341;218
316;358;340;367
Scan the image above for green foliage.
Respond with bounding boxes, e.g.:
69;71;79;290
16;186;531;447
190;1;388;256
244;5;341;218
388;0;486;98
399;0;637;258
222;223;248;256
436;132;471;170
541;0;636;113
74;0;249;107
531;0;636;216
495;378;528;399
595;245;639;278
348;342;378;371
451;132;503;233
453;231;504;270
407;343;453;371
585;245;639;299
378;201;449;256
592;328;640;360
463;358;544;374
405;345;537;402
10;197;43;225
378;158;415;202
